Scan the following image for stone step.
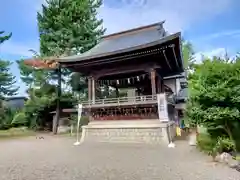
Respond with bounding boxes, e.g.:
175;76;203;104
80;123;176;144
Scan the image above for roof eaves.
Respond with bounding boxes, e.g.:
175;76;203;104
102;21;165;40
58;31;181;64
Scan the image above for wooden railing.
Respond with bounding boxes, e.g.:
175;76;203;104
80;94;174;108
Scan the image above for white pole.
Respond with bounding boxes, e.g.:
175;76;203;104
74;104;82;146
70;124;73;136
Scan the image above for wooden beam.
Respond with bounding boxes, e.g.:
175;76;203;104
171;44;179;68
162;50;172;70
92;77;96;104
155;71;163;93
92;64;160;79
116;87;119;98
88;77;92;102
150;68;156;95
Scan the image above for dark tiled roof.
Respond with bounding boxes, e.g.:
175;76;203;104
5;96;27;101
59;21;168;63
4;97;27;109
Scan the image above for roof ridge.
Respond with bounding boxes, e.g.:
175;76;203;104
103;21;165;40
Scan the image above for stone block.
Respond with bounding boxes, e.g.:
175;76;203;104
81;121;175;144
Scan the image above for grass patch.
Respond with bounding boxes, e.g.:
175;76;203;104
0;127;35;139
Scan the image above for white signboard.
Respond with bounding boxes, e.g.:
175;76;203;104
157;93;169;122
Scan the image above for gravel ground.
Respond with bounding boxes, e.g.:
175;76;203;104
0;136;239;180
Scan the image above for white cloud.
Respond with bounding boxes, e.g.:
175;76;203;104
194;48;237;63
197;29;240;41
1;0;234;57
0;40;38;57
100;0;233;34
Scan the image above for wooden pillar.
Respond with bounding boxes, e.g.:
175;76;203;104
53;64;62;134
116;87;119;97
88;77;92;102
92;77;95;103
150;69;156;95
161;78;165;92
156;76;162;93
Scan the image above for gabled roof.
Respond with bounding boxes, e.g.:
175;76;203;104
59;21;167;63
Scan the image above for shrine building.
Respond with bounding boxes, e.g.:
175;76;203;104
58;21;184;143
25;21;185;144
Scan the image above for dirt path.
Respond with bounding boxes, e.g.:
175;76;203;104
0;136;239;180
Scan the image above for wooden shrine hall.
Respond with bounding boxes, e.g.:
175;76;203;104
25;21;184;144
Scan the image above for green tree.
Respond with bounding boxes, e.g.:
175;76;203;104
0;31;12;43
18;0;105;133
186;56;240;165
37;0;105;93
0;31;19;97
0;31;19;129
182;41;195;70
38;0;105;56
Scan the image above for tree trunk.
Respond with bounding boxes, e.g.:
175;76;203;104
53;65;62;134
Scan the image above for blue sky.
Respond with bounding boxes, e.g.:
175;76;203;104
0;0;239;96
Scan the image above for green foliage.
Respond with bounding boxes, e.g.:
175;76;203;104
0;31;19;130
17;59;44;88
187;56;240;153
11;112;27;126
216;136;236;153
69;72;88;99
0;31;12;44
197;133;217;156
0;127;34;139
18;0;105;131
37;0;105;56
197;133;236;157
0;31;19;97
182;41;195;70
37;0;105;95
0;106;16;130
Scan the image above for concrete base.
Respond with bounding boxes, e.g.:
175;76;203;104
80;120;176;144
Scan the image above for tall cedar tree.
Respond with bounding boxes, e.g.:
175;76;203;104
0;31;18;98
38;0;105;56
37;0;105;92
17;0;105;131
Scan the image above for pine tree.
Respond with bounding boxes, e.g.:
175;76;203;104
37;0;105;93
0;31;18;97
0;31;19;129
37;0;105;56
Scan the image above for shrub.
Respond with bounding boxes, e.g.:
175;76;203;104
197;133;217;156
197;133;236;159
11;112;27;126
187;57;240;154
0;107;17;130
216;136;236;153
